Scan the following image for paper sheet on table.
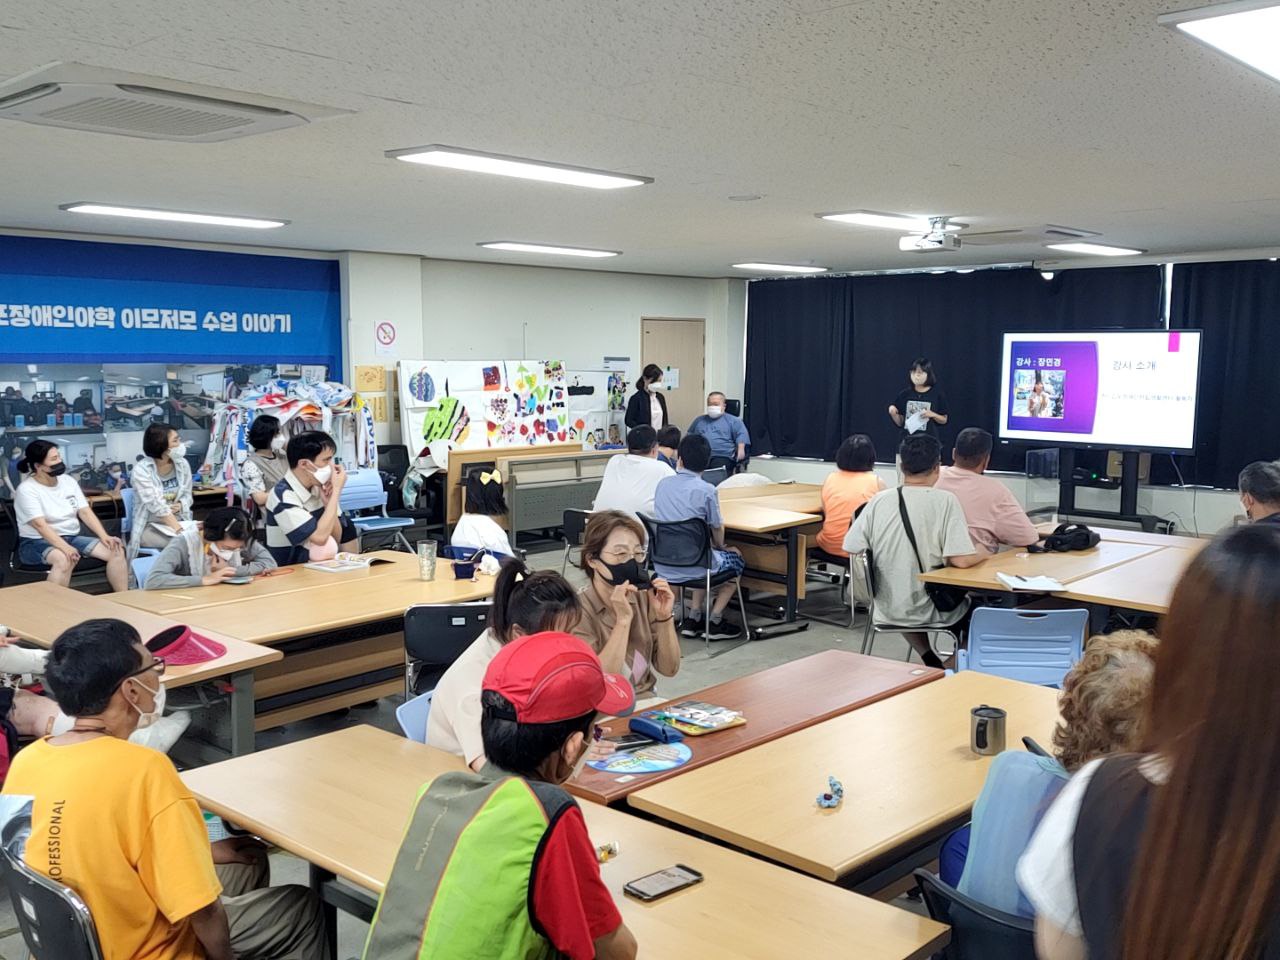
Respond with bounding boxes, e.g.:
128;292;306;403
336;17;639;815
996;572;1066;592
905;411;929;434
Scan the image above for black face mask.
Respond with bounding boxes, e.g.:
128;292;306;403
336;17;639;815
46;463;67;478
601;558;650;588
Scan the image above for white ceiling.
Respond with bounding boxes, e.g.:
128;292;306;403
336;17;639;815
2;0;1279;277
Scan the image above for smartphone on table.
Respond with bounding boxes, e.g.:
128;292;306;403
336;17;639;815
605;733;658;752
623;865;703;902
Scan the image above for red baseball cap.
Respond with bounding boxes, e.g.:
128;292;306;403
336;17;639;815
146;625;227;666
482;631;634;724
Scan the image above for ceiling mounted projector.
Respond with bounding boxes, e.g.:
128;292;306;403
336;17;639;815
899;217;963;253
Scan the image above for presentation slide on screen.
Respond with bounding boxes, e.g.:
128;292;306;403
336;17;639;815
999;330;1202;450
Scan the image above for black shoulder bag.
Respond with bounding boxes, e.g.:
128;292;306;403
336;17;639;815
897;488;967;614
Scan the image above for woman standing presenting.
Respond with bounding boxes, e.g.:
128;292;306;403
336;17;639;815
625;364;668;431
888;357;949;440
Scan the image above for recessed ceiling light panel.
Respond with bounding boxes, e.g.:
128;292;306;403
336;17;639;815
732;262;829;274
388;144;652;189
60;202;286;229
1044;241;1145;256
1159;1;1280;84
479;241;620;258
818;210;967;232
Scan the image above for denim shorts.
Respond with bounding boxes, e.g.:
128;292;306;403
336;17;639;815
17;535;99;567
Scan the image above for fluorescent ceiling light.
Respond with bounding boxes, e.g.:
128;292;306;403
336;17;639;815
479;241;620;258
1041;271;1056;281
1044;241;1145;256
818;210;966;232
1159;1;1280;84
955;269;976;274
732;262;829;274
388;144;652;189
60;203;287;229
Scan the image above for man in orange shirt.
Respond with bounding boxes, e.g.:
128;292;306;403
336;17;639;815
2;618;324;960
934;428;1039;553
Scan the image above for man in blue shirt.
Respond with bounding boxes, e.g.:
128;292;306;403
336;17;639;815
652;434;746;641
687;393;749;473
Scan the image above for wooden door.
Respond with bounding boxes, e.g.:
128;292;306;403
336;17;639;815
642;318;705;431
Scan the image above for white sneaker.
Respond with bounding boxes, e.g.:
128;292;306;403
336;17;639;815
128;712;191;753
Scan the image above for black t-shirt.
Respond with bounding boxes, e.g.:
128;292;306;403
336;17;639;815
893;386;949;438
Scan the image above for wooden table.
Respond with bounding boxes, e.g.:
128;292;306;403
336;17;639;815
1059;545;1202;614
570;651;942;805
111;552;493;732
918;540;1159;592
0;582;281;758
184;726;948;960
631;672;1061;890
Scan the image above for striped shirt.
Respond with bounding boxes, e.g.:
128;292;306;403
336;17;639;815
265;470;324;565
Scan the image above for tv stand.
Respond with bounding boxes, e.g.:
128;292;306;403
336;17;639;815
1055;448;1161;533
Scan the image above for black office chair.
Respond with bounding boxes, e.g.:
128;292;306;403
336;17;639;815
914;869;1036;960
403;601;492;697
1;846;105;960
638;514;750;658
702;466;729;487
561;509;591;575
0;499;105;586
377;444;412;511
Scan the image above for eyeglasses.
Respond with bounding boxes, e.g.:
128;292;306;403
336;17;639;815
601;548;647;563
125;657;166;680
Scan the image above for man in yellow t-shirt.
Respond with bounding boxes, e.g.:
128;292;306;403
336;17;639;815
2;618;325;959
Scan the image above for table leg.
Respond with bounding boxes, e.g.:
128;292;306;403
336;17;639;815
749;527;810;640
310;864;339;960
229;670;255;757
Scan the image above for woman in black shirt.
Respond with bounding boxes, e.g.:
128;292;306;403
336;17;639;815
888;357;948;440
624;363;668;431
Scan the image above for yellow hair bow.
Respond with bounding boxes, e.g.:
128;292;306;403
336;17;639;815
480;469;502;485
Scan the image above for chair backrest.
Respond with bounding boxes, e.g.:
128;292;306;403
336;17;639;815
702;466;728;487
338;468;388;513
131;554;159;587
959;608;1089;687
0;848;105;960
377;444;411;482
396;690;434;743
562;509;590;547
849;551;876;605
0;497;25;571
637;515;714;572
120;488;135;534
914;869;1036;960
404;602;492;694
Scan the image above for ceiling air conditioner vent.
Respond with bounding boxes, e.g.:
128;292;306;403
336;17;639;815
0;81;308;142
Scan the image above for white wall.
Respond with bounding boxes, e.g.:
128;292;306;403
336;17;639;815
748;456;1244;537
418;260;747;398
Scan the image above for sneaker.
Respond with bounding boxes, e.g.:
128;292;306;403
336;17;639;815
679;617;705;638
706;619;744;641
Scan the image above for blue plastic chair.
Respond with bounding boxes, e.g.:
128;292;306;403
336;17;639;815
339;469;415;552
131;554;159;588
396;690;434;743
957;608;1088;687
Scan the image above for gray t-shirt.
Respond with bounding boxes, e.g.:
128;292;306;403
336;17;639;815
844;485;975;626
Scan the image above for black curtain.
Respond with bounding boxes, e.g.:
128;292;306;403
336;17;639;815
1169;260;1280;488
744;266;1163;471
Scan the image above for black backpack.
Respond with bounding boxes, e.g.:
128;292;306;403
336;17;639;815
1031;522;1101;553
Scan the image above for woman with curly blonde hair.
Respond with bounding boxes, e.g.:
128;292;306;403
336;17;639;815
938;629;1156;916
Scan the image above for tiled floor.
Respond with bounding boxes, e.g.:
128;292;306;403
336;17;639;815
0;545;921;959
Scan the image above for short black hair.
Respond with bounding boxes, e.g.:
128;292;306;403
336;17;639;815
954;427;994;468
287;430;336;468
480;690;595;778
678;433;711;473
909;357;937;387
836;434;877;472
627;425;657;454
465;470;508;516
1240;461;1280;505
899;433;942;476
44;619;143;716
657;426;681;449
203;506;253;543
247;414;281;452
491;560;579;643
19;439;58;474
142;423;176;459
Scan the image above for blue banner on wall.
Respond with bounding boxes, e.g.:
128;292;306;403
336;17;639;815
0;235;341;368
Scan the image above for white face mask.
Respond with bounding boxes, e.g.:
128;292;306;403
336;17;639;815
646;381;660;394
209;543;239;563
270;435;287;454
705;405;724;419
170;442;188;459
129;675;167;729
312;464;333;484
